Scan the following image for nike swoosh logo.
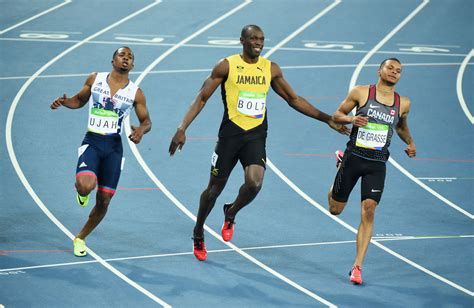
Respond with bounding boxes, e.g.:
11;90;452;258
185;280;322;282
371;189;382;193
77;195;85;206
369;104;379;108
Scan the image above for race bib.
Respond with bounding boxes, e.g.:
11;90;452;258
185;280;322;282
237;91;266;118
88;108;119;134
356;122;388;150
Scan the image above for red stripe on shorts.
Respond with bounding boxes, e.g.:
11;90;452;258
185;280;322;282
98;186;116;194
76;171;97;179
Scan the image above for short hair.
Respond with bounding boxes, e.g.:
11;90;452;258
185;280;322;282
241;25;263;38
112;46;133;59
379;57;401;69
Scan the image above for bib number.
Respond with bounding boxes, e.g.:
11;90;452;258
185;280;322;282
237;91;266;118
356;122;388;150
88;108;119;134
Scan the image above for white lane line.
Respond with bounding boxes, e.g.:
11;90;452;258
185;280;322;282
0;68;213;80
0;0;72;35
417;177;456;181
348;0;473;219
20;30;82;34
339;0;474;293
131;1;251;87
281;62;474;69
267;161;474;296
115;36;164;43
456;49;474;124
391;159;473;219
264;0;473;294
2;62;473;81
207;35;240;39
2;35;473;57
349;0;430;87
262;0;341;59
125;1;338;307
5;1;170;307
397;43;461;48
302;39;365;44
3;234;471;273
114;33;175;37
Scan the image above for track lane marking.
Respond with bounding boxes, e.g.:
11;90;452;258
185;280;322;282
5;1;171;306
3;234;472;272
125;1;340;307
0;0;72;35
456;49;474;124
265;0;472;296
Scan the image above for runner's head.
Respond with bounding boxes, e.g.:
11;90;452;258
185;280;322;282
240;25;264;61
378;58;402;86
112;46;134;73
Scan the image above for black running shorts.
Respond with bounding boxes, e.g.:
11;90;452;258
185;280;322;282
331;151;386;203
210;131;266;178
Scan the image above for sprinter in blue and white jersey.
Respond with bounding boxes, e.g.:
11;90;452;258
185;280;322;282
51;47;152;257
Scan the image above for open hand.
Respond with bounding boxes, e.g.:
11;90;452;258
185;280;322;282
51;94;67;109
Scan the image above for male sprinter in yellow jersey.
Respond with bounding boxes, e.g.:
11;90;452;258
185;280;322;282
169;25;349;261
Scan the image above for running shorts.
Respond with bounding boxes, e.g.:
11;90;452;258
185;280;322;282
210;131;266;178
76;132;123;194
331;151;386;203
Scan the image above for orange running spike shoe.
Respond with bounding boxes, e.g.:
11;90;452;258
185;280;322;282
349;265;363;285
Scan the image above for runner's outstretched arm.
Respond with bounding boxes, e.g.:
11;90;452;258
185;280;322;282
333;86;369;127
270;62;349;135
169;59;228;155
50;73;96;110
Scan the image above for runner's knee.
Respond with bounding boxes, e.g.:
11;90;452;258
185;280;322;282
245;179;262;195
76;176;96;195
329;198;346;215
361;199;377;221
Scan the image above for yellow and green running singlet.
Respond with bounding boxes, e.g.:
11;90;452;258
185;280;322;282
223;54;271;131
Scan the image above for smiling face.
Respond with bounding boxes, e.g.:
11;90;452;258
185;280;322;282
240;25;264;63
112;47;134;73
378;59;402;86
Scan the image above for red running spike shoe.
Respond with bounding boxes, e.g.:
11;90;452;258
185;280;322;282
349;265;363;285
193;237;207;261
221;203;235;242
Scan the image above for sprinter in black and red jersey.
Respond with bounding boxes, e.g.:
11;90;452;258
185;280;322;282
328;58;416;285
